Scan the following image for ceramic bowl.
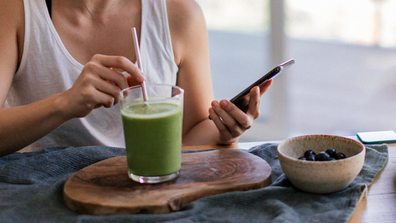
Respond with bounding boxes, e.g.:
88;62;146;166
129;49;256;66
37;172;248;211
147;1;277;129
277;135;365;194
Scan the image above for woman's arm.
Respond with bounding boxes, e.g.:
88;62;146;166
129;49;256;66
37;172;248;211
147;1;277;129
167;0;273;146
0;0;144;156
167;0;215;145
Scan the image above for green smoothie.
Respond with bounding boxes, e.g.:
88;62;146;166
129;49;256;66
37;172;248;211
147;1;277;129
121;101;183;176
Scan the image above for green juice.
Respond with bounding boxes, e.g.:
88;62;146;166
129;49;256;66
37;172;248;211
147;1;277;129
121;102;182;176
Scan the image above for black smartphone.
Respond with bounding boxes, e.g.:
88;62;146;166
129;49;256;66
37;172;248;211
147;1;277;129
231;58;295;113
357;130;396;144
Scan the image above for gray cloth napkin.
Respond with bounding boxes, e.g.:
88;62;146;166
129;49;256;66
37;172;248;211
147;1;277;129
0;143;388;223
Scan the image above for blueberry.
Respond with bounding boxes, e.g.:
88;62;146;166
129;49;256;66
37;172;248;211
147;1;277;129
315;151;331;161
298;156;307;161
335;153;346;160
326;148;337;158
306;155;315;161
304;150;316;158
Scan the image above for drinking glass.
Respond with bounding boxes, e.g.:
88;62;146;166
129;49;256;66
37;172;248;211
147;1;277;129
119;84;184;184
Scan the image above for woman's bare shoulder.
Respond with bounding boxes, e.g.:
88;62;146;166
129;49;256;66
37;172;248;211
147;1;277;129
0;0;24;32
166;0;203;22
166;0;208;64
166;0;207;36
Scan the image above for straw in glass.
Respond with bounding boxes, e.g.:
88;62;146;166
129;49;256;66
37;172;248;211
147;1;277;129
131;27;149;102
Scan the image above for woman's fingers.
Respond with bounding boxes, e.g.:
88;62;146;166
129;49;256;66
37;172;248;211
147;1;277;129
208;105;228;135
209;81;272;143
219;100;252;129
66;54;145;118
92;54;145;84
126;75;141;87
210;100;247;138
90;75;124;105
209;105;235;143
83;54;145;102
92;90;116;109
258;79;272;96
83;62;126;92
246;86;261;119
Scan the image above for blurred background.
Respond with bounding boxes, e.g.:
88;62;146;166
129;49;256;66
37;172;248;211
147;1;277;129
196;0;396;142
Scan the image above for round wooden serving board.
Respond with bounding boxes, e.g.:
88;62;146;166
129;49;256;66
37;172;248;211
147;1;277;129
63;149;272;215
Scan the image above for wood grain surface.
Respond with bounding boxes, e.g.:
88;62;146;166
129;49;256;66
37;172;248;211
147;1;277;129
348;143;396;223
63;149;272;215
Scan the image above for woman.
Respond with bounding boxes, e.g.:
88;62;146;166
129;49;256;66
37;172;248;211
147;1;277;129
0;0;272;156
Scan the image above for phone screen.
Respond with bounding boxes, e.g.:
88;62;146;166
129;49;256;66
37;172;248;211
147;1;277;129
231;59;295;113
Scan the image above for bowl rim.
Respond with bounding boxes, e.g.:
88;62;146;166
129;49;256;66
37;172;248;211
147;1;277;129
277;134;365;162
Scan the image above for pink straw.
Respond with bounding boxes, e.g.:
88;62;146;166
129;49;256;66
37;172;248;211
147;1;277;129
131;27;149;102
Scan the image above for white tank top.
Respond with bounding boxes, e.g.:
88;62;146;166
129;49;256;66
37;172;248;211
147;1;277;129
8;0;179;152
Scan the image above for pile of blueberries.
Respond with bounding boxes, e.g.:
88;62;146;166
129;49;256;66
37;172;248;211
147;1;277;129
298;148;347;161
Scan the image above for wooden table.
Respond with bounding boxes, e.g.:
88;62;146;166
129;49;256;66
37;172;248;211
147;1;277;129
183;140;396;223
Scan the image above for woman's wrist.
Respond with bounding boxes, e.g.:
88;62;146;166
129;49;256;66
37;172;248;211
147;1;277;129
52;92;76;122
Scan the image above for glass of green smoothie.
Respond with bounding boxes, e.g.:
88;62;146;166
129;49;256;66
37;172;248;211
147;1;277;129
119;84;184;184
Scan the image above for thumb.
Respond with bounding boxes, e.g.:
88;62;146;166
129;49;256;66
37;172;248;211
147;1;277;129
258;79;273;96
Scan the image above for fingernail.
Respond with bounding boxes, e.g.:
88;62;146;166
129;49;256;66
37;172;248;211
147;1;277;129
220;100;228;107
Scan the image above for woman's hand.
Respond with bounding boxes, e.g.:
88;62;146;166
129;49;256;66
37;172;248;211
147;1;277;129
208;80;273;144
60;54;145;118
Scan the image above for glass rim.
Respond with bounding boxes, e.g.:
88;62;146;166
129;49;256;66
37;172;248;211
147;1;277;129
120;84;184;94
119;84;184;103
